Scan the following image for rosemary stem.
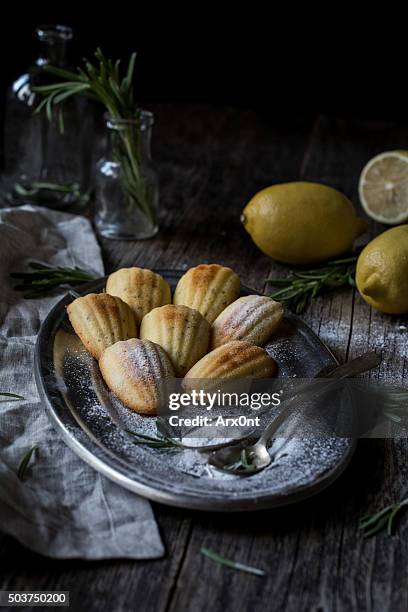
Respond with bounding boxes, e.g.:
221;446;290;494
266;254;358;313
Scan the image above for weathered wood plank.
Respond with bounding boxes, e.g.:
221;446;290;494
0;506;191;612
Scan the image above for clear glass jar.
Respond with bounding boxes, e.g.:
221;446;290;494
2;25;93;211
94;112;159;240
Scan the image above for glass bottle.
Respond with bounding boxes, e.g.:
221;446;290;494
94;112;159;240
2;25;93;210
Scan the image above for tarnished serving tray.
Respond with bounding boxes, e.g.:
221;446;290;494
34;270;355;511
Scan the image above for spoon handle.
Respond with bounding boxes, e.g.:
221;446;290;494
320;351;381;379
258;350;381;446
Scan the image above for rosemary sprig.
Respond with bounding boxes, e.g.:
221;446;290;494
14;181;81;197
156;416;176;439
359;498;408;536
0;392;25;402
17;446;37;481
225;449;257;473
125;429;182;450
4;181;86;206
33;48;156;224
10;261;96;298
69;289;82;299
265;255;358;314
200;547;265;577
379;389;408;425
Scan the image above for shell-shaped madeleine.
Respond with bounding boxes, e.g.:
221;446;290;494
67;293;137;360
106;267;171;325
211;296;284;348
99;339;174;415
184;340;277;380
173;264;240;324
140;304;210;376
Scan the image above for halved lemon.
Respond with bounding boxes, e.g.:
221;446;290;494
359;150;408;224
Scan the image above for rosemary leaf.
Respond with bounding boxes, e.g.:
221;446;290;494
11;262;97;299
156;416;174;439
17;446;37;481
0;392;25;402
125;428;182;450
123;52;137;93
34;96;51;114
69;289;81;299
53;84;90;105
200;548;265;577
34;80;83;93
225;449;257;473
359;498;408;536
266;253;359;313
46;94;54;123
384;412;403;423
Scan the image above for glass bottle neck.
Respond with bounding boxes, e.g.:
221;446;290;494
106;115;153;162
35;26;73;67
36;40;67;67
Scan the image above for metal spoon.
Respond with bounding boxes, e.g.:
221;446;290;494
208;351;381;476
158;354;379;452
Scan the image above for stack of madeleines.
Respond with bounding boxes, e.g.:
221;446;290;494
66;264;284;415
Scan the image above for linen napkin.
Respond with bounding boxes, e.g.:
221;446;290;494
0;204;164;559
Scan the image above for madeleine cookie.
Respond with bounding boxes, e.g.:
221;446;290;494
99;339;174;415
173;264;240;324
184;340;277;380
140;304;210;376
211;295;283;348
106;267;171;325
67;293;137;360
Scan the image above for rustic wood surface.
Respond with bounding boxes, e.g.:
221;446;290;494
1;104;407;611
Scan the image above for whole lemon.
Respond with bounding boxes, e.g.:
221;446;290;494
356;225;408;314
241;181;366;264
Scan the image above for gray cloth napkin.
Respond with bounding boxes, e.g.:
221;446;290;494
0;205;164;560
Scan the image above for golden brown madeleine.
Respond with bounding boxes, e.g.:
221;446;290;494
106;267;171;325
67;293;137;360
99;339;174;415
211;295;284;348
140;304;210;376
173;264;240;324
184;340;277;380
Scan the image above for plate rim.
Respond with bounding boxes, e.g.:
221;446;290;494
34;270;356;512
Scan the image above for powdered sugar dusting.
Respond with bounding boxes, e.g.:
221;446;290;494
213;295;284;347
110;339;173;382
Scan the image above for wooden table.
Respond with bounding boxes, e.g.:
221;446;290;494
1;104;407;611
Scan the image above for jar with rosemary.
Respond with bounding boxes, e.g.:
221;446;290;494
95;112;159;239
31;48;159;238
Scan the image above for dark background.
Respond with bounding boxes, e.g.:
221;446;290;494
0;8;405;122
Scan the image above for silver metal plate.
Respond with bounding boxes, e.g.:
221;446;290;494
34;270;355;511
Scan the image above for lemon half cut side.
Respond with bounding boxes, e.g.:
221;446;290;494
359;150;408;225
